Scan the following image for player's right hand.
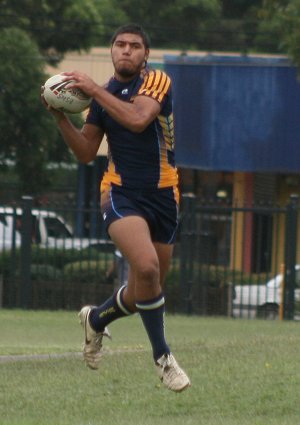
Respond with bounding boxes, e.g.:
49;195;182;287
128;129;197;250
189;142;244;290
40;85;65;120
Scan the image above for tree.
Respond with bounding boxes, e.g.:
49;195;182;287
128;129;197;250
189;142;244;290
0;0;101;195
0;27;75;194
221;0;263;19
113;0;271;52
256;0;300;66
92;0;129;45
0;0;103;63
114;0;221;49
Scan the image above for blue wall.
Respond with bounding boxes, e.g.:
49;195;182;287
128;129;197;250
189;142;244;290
165;55;300;172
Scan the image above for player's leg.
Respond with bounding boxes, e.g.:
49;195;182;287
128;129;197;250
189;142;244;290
108;190;190;391
110;216;161;300
83;224;137;338
110;216;190;391
87;210;159;330
150;241;191;392
78;256;134;370
108;215;171;359
78;187;149;369
153;241;174;290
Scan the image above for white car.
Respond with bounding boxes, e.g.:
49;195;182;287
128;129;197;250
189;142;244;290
0;206;111;251
0;213;22;250
233;266;300;319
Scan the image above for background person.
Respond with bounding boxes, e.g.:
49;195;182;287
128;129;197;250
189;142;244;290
105;249;129;289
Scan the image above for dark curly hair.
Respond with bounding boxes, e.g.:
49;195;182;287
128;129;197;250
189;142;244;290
111;24;150;49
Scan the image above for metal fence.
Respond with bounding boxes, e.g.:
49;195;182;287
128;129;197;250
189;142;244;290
0;194;299;320
178;194;299;320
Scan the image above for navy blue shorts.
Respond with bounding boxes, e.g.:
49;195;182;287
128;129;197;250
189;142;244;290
100;185;179;244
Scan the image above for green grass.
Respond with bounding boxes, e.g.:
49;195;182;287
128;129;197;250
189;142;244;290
0;310;299;425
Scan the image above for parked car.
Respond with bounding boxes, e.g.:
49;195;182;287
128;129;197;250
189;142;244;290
233;266;300;319
0;207;112;251
0;212;21;250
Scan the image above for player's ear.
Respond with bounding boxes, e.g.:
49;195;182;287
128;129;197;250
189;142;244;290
145;49;149;62
144;51;149;68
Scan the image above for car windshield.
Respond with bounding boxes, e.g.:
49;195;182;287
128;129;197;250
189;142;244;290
0;213;8;226
267;268;300;289
43;216;72;238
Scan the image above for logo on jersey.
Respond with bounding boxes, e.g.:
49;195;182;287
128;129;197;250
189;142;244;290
121;88;129;95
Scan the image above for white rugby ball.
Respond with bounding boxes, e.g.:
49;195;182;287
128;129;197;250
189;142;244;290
43;74;92;114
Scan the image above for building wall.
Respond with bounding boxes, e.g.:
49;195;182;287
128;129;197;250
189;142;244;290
166;54;300;173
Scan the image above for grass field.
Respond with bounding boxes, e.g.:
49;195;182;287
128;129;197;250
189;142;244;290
0;310;299;425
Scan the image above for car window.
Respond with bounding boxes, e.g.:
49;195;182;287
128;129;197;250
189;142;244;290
43;217;72;238
0;213;8;226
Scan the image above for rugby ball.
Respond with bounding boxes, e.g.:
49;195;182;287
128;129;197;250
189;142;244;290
43;74;92;114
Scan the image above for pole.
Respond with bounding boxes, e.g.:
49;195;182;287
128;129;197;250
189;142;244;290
279;263;285;321
283;194;298;320
20;196;33;309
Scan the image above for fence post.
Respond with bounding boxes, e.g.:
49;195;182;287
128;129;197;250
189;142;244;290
283;194;298;320
179;193;196;314
7;207;18;307
0;273;3;308
20;196;33;309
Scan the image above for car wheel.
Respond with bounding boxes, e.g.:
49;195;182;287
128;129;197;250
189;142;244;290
257;303;279;320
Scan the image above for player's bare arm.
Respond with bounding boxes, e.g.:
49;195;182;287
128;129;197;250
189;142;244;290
63;71;160;133
41;88;103;163
92;85;161;133
57;120;104;164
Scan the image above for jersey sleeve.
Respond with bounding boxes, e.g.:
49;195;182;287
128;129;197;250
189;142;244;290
137;70;171;105
85;99;104;128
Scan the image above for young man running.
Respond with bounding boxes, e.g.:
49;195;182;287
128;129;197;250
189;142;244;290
42;23;190;392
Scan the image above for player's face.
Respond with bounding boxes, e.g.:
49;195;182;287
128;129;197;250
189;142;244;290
111;33;149;81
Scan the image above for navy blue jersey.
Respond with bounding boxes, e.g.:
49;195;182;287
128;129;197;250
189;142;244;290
86;68;178;190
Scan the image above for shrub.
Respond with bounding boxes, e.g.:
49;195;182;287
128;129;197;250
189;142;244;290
0;250;20;275
63;259;111;283
30;246;114;269
30;264;63;281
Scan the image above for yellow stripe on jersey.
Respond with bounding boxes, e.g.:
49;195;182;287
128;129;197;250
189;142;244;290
145;72;154;90
158;113;175;151
138;70;171;104
158;146;178;188
101;160;122;192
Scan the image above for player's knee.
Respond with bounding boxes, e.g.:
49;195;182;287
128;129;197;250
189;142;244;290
136;260;159;288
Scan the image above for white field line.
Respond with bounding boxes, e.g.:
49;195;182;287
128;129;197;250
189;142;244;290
0;352;82;363
0;347;147;363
